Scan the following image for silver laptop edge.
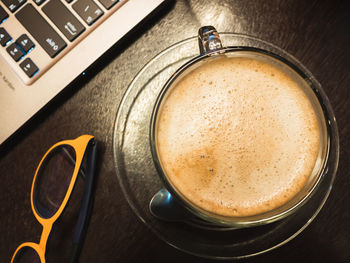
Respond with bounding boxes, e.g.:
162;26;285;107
0;0;165;144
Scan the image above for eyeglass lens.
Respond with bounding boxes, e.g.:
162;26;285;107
33;145;76;219
13;246;41;263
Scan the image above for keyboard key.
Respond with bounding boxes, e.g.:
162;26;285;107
0;5;9;23
33;0;45;6
43;0;85;42
15;4;66;58
16;34;34;53
20;57;38;77
1;0;26;12
6;43;24;61
0;27;11;46
98;0;118;10
72;0;104;26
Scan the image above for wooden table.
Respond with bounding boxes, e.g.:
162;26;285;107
1;0;349;262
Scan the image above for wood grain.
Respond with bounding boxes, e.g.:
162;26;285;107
1;0;349;262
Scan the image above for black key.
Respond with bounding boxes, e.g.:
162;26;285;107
43;0;85;42
0;27;11;46
20;57;38;77
98;0;119;10
6;43;24;61
1;0;26;12
15;4;66;58
72;0;103;26
16;34;34;53
33;0;45;6
0;5;9;23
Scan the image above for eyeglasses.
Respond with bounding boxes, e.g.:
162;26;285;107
11;135;98;263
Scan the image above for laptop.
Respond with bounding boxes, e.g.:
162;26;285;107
0;0;167;144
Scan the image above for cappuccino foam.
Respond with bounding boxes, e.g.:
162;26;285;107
156;54;322;217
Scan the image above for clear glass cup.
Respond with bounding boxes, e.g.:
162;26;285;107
150;26;339;228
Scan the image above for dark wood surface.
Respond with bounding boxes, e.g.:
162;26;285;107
1;0;349;262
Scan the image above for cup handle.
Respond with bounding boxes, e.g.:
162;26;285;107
198;26;223;55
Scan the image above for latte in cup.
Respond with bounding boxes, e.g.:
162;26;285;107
154;52;326;218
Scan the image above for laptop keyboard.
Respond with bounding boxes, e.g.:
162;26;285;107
0;0;127;84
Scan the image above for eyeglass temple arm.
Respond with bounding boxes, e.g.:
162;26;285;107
69;139;98;263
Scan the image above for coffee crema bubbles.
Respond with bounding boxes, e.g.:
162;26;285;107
155;54;323;217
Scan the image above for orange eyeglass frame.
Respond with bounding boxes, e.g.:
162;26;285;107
11;135;97;263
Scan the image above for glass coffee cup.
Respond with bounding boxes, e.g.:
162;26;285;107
150;26;339;228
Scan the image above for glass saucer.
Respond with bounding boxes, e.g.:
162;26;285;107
112;33;338;259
